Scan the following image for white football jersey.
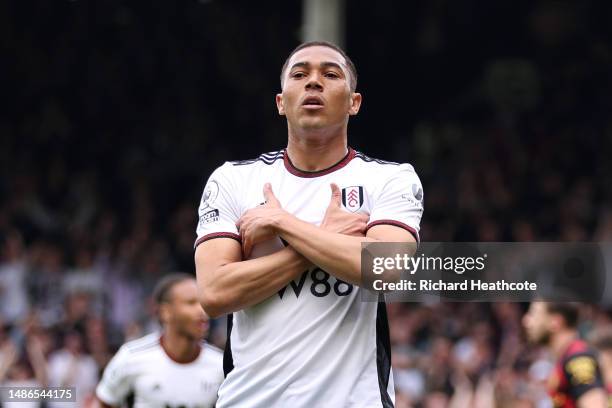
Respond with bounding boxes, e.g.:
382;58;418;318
195;148;424;408
96;333;224;408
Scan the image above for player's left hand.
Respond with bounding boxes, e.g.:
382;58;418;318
321;183;369;236
237;183;286;258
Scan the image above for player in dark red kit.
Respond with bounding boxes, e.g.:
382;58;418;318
523;302;607;407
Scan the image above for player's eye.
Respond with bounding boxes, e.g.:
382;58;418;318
324;72;340;79
291;72;306;79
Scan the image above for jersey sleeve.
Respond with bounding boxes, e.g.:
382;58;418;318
366;164;424;242
95;346;133;406
563;352;605;400
195;162;242;248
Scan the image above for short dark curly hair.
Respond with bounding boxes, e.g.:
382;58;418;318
152;272;194;305
546;302;580;328
280;41;358;92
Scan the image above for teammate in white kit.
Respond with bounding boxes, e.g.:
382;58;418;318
96;274;224;408
195;41;424;408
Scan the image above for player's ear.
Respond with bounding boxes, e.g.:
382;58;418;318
276;94;285;115
159;303;171;325
348;92;362;116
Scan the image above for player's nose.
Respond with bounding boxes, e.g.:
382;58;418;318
521;314;530;329
305;73;323;91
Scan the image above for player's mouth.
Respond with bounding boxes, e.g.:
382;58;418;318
301;95;325;110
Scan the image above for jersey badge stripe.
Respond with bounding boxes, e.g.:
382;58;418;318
231;151;284;166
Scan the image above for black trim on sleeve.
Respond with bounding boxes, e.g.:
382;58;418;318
194;232;241;249
376;302;394;408
366;219;420;243
223;313;235;377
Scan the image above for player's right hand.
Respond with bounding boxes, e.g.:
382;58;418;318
320;183;369;236
237;183;285;258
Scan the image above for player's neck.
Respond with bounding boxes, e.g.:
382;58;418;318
160;330;201;364
551;329;578;357
286;130;348;172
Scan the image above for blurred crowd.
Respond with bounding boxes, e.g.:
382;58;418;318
2;0;612;407
389;303;612;407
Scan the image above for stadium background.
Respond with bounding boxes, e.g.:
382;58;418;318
1;0;612;406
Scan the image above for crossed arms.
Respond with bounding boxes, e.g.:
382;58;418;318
195;183;416;318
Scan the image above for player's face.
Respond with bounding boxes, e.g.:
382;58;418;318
166;279;209;341
523;302;552;345
276;46;361;133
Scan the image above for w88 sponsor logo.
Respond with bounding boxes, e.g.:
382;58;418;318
278;268;353;299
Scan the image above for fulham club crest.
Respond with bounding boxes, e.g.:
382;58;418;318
341;186;364;212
